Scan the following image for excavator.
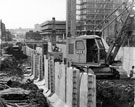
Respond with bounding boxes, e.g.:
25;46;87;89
66;0;135;79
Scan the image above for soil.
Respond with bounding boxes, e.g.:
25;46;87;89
96;79;134;107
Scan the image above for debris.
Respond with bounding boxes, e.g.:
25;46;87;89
2;80;49;107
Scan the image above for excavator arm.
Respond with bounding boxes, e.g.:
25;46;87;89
105;0;134;64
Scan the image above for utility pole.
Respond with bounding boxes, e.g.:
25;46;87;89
51;17;56;46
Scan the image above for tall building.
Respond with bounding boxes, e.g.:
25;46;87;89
66;0;127;38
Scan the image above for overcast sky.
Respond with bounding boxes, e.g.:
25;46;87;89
0;0;66;29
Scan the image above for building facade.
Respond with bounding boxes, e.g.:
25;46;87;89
66;0;127;39
40;18;66;43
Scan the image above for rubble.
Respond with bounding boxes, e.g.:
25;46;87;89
0;79;49;107
1;79;50;107
0;53;50;107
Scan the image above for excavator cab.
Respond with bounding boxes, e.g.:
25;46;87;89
66;35;106;66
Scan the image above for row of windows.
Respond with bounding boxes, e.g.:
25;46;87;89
76;0;125;4
76;26;103;30
76;8;114;14
76;14;110;19
76;0;87;4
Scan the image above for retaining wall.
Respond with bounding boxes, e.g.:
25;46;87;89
24;46;96;107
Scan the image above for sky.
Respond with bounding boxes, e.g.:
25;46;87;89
0;0;66;29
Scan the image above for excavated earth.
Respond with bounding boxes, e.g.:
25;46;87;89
0;79;49;107
96;79;134;107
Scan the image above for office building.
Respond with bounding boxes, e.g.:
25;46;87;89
40;18;66;42
66;0;127;39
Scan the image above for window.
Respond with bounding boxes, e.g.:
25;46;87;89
76;0;81;4
76;40;85;50
68;44;74;54
76;10;81;15
82;9;87;14
76;5;81;10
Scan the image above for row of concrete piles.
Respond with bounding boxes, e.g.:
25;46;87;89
24;46;96;107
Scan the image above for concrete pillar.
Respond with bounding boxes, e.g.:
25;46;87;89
80;73;96;107
30;52;34;76
37;54;41;81
55;62;66;102
66;67;73;107
44;56;49;88
32;54;36;79
55;62;60;95
42;55;46;80
48;56;55;91
59;63;66;102
50;57;55;93
72;69;80;107
40;54;44;80
66;68;80;107
34;53;39;80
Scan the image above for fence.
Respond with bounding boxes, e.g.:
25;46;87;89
23;46;96;107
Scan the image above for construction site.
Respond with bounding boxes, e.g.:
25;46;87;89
0;0;135;107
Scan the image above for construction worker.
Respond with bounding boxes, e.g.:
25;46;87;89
130;66;135;78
